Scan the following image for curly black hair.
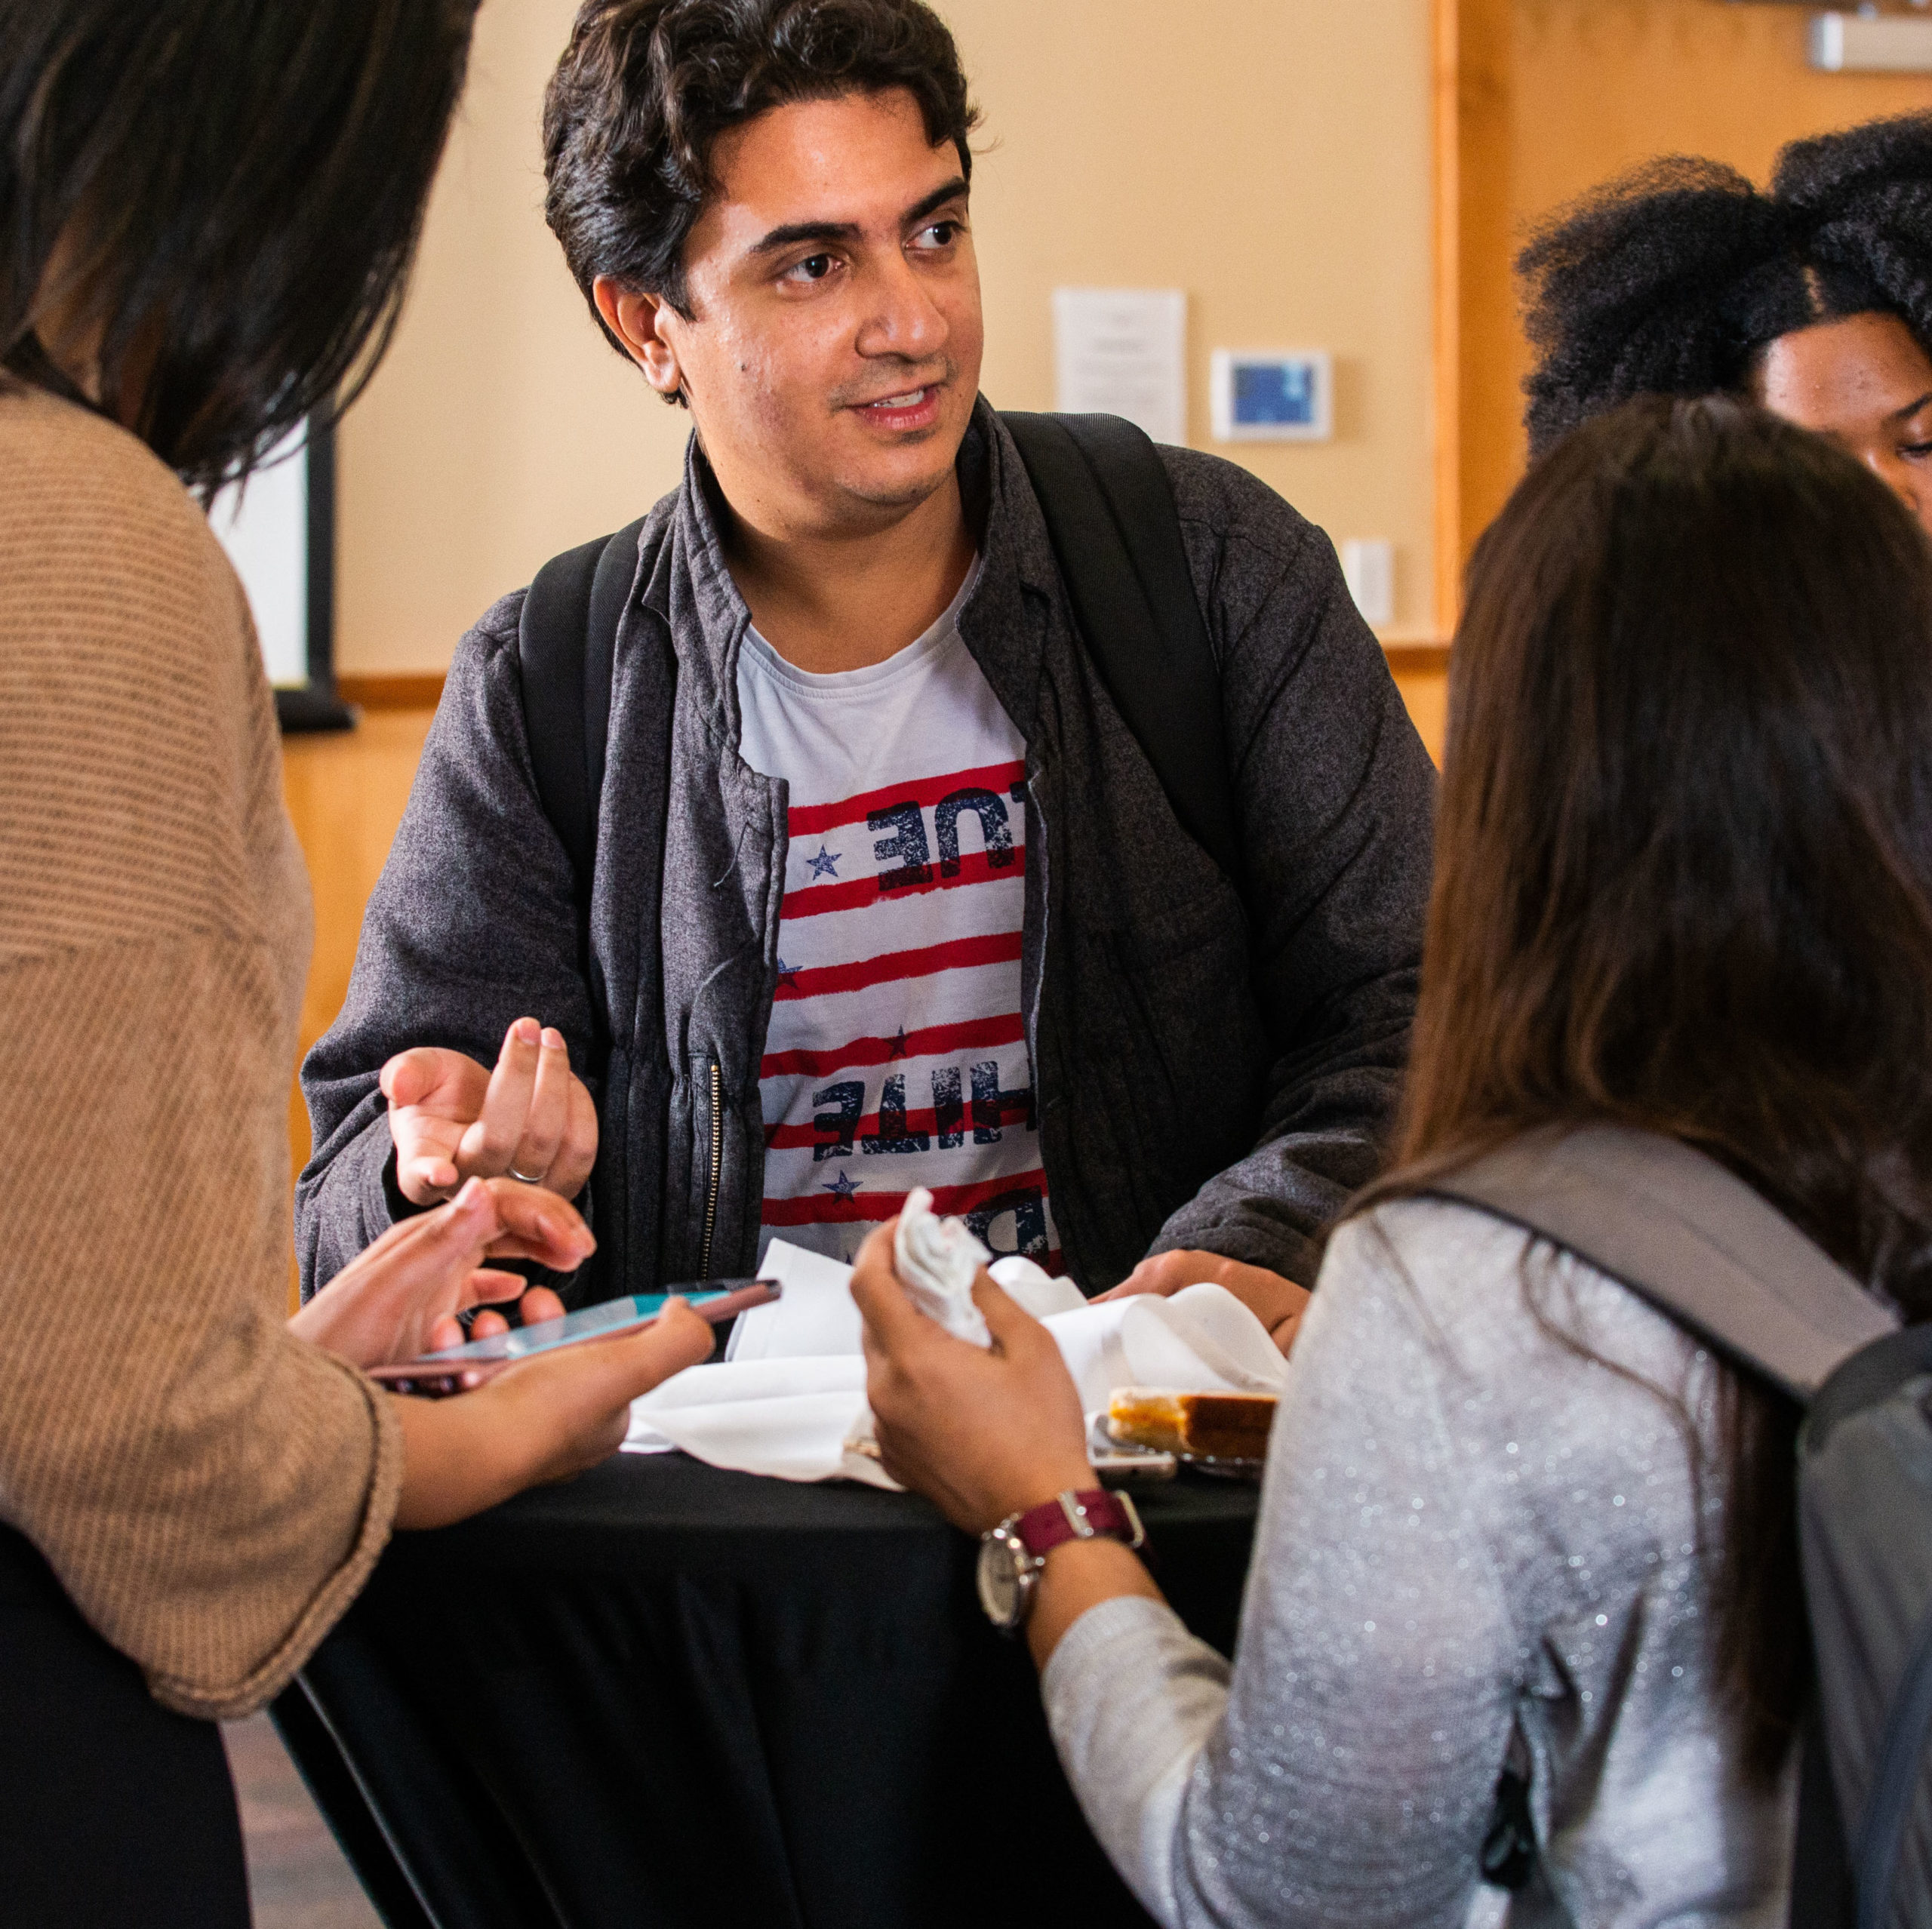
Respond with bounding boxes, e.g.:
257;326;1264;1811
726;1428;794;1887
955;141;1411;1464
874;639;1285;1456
1518;112;1932;456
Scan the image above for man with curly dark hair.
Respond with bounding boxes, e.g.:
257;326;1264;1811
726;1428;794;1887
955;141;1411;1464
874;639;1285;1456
297;0;1437;1339
1519;112;1932;535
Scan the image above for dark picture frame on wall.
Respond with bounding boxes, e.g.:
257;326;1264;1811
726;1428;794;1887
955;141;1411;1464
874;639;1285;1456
208;417;355;734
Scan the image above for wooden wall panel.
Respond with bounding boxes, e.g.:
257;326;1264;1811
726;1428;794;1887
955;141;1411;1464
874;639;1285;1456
1435;0;1516;625
1389;657;1448;766
281;709;438;1300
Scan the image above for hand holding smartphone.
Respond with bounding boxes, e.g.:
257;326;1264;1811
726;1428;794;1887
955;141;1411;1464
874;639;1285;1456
368;1278;779;1396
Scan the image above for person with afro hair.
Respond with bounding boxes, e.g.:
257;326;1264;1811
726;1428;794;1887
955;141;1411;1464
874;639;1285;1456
1519;111;1932;537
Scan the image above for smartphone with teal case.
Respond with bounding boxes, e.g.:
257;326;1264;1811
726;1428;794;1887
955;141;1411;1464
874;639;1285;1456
366;1278;779;1396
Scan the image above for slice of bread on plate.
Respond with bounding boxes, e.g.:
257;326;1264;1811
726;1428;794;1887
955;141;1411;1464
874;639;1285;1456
1106;1387;1276;1461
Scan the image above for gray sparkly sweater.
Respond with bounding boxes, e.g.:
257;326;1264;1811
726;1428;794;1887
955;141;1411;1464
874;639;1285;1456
1041;1197;1795;1927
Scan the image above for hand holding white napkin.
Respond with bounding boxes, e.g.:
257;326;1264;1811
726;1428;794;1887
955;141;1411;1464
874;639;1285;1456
892;1186;993;1344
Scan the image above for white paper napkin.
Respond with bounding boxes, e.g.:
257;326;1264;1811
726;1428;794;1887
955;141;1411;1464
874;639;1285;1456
725;1241;864;1361
894;1186;994;1344
624;1254;1283;1485
626;1355;894;1487
989;1254;1088;1320
1124;1283;1287;1392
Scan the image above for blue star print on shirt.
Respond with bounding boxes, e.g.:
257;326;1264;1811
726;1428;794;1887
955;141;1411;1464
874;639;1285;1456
806;846;841;881
823;1169;860;1200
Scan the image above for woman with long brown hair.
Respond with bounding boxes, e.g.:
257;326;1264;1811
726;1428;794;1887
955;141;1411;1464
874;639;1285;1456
848;395;1932;1924
0;5;712;1921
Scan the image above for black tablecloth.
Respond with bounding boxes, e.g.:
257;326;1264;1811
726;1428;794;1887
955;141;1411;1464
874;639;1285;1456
276;1451;1257;1929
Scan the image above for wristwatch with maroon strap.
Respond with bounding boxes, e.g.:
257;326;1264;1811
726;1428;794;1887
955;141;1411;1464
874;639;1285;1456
976;1488;1148;1634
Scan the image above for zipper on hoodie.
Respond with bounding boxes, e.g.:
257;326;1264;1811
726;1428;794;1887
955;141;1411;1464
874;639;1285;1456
699;1060;723;1278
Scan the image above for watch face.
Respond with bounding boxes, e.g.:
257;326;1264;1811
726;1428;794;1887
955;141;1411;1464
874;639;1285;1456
977;1531;1024;1629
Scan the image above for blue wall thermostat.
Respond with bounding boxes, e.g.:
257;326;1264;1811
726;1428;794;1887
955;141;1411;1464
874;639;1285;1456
1211;349;1333;443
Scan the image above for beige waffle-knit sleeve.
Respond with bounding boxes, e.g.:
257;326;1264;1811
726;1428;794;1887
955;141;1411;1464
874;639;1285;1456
0;386;403;1718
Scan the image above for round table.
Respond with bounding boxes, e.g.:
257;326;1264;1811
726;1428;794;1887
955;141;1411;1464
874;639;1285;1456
277;1451;1259;1929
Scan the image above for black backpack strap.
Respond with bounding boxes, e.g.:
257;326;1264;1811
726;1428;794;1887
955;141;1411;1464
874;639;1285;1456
1789;1697;1857;1929
516;517;645;1044
1001;411;1241;885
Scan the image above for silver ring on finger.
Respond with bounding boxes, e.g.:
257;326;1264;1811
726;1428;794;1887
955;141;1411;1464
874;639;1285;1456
506;1166;546;1185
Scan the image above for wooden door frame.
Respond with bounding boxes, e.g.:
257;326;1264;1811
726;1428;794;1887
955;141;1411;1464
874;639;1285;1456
1432;0;1515;651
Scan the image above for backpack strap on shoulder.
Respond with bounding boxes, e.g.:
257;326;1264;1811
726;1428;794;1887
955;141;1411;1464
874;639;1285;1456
1420;1122;1897;1403
516;517;645;1044
1001;411;1241;886
517;519;643;892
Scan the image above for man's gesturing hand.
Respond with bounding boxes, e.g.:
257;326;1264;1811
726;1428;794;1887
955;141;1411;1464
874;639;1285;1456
383;1017;598;1207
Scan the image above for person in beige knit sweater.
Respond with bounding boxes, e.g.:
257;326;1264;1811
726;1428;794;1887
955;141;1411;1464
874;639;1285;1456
0;5;712;1923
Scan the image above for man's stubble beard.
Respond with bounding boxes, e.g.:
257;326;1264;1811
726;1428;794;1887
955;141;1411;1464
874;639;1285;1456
694;361;972;532
825;361;973;519
836;454;959;515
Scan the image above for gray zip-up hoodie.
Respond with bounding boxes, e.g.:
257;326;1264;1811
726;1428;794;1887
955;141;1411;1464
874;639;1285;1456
297;403;1435;1300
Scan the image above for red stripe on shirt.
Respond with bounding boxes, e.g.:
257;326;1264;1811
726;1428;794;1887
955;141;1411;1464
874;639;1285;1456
759;1013;1026;1081
764;1091;1032;1151
780;845;1024;921
774;930;1022;1001
785;758;1027;838
760;1168;1051;1225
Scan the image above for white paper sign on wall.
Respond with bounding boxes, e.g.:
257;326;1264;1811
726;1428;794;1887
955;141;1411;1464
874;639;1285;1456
1052;287;1188;446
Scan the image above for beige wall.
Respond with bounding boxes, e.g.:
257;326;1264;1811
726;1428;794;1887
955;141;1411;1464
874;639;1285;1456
335;0;1438;672
954;0;1436;638
334;2;688;672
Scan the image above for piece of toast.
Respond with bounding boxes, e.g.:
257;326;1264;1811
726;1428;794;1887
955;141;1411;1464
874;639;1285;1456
1106;1387;1276;1461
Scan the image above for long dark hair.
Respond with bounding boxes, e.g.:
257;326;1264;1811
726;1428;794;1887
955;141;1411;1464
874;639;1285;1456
1374;396;1932;1777
1518;112;1932;455
0;0;481;493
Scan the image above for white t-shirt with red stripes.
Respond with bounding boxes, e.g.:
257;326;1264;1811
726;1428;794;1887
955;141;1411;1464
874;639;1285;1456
736;561;1060;1272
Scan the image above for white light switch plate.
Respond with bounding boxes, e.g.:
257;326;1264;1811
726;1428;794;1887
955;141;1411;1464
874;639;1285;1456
1341;539;1394;627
